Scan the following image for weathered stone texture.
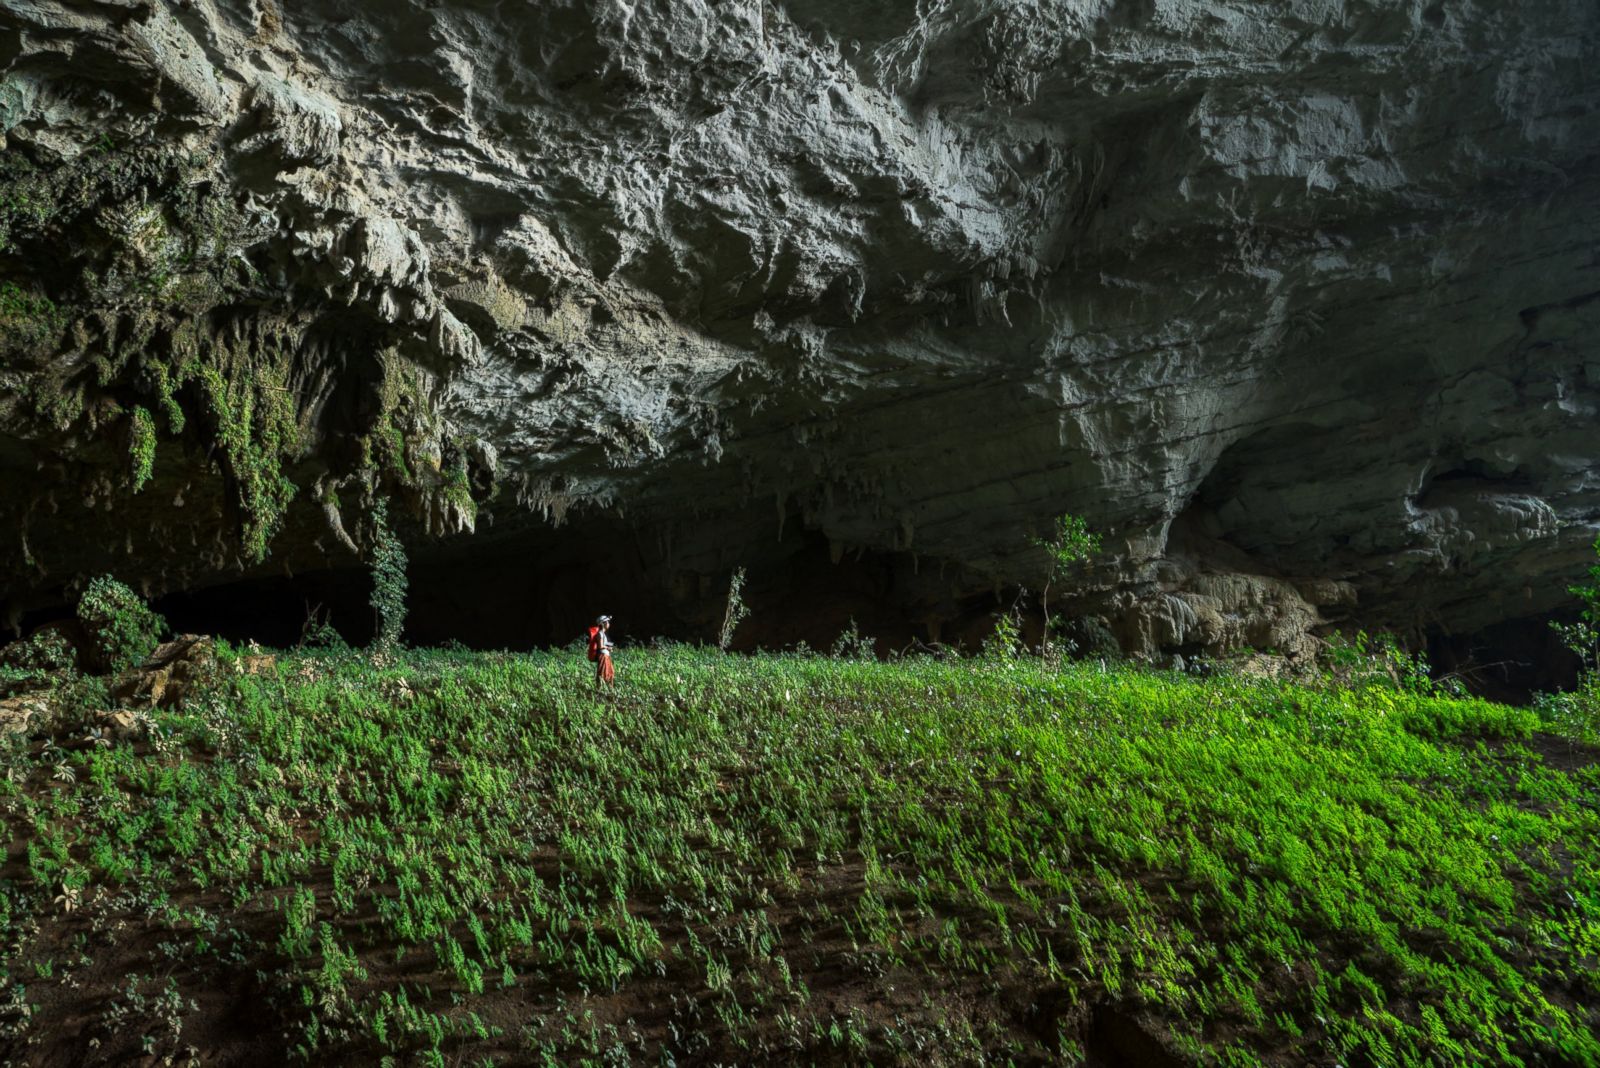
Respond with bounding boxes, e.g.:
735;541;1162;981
1;0;1597;654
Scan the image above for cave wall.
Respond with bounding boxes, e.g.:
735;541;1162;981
1;0;1598;660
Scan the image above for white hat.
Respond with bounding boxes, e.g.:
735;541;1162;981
596;614;612;624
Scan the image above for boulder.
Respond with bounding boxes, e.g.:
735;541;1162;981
109;634;217;709
93;708;147;743
0;693;54;736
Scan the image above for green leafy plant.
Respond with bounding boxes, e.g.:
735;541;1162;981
128;406;156;493
828;617;874;660
1031;513;1101;659
1322;630;1436;694
718;567;749;651
0;626;78;684
196;358;299;563
982;606;1023;662
75;575;166;673
368;499;408;650
1541;537;1600;742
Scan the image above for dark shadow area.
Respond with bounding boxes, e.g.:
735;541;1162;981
1427;610;1582;705
1083;1003;1187;1067
8;494;1589;705
153;569;378;649
120;512;1013;656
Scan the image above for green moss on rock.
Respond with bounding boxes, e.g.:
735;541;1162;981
75;574;166;674
197;351;301;563
128;405;156;493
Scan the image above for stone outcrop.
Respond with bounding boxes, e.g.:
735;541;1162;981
0;693;53;736
109;633;217;708
1;0;1597;658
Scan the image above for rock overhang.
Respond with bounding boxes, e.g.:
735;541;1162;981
0;0;1596;660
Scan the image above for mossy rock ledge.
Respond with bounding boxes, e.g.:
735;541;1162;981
0;0;1597;654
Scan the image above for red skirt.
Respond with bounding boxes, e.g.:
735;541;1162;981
597;652;614;683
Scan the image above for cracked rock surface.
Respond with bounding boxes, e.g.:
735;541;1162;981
1;0;1597;656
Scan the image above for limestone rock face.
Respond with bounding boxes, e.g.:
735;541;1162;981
1;0;1597;656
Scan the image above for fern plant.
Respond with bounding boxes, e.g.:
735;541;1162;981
368;499;408;650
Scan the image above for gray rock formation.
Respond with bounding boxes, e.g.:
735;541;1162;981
1;0;1597;658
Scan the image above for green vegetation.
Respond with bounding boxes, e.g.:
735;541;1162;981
149;359;187;434
0;141;317;563
1323;629;1440;695
128;405;156;493
1538;536;1600;743
0;280;66;349
1;140;484;567
368;498;408;649
74;575;167;674
197;353;300;563
361;355;433;488
0;629;77;697
1032;513;1102;657
0;639;1592;1065
718;566;750;650
442;455;478;526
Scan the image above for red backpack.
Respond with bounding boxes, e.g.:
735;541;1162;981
586;626;601;662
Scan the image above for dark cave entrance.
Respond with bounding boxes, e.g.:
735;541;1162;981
1425;612;1582;706
6;500;1590;705
136;519;1011;658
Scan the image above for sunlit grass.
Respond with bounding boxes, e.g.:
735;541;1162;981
0;644;1594;1065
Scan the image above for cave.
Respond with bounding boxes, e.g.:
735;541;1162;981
73;518;1018;659
1;3;1598;1065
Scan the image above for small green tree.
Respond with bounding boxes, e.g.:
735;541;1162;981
718;567;749;651
1544;537;1600;742
1568;536;1600;626
1031;513;1101;659
77;575;167;673
368;499;408;649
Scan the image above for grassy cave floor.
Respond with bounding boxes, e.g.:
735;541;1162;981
0;645;1596;1066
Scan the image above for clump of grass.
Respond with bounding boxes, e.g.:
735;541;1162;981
0;644;1593;1065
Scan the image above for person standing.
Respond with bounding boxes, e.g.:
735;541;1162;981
588;614;615;691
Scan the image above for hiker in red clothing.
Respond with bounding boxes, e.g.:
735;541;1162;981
587;615;615;691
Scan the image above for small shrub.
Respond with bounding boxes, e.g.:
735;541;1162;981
1032;513;1102;658
76;575;166;673
718;567;749;651
1322;630;1435;694
0;627;78;677
982;609;1023;662
1533;689;1598;744
0;630;77;696
129;406;156;493
368;499;407;649
298;605;349;651
1542;537;1600;742
829;618;874;660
